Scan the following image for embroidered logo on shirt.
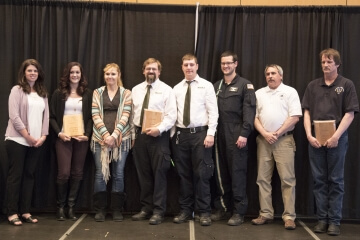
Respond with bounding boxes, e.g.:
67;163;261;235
229;87;238;92
335;87;344;94
247;84;254;89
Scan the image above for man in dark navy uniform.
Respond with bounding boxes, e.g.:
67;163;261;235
212;51;256;226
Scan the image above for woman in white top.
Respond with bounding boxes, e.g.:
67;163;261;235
5;59;49;226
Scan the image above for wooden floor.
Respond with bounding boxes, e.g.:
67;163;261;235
0;213;359;240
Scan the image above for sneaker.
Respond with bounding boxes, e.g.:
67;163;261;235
251;215;273;225
284;219;296;230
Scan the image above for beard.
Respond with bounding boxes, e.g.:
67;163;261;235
146;73;156;84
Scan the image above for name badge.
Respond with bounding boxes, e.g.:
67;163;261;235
155;91;162;94
229;87;238;92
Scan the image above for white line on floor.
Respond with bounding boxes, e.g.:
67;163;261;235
298;219;321;240
189;220;195;240
59;214;87;240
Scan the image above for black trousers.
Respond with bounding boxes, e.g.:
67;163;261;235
132;130;171;215
214;122;248;215
172;129;214;215
5;140;43;216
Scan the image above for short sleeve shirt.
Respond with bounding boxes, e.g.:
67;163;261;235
256;83;302;132
302;75;359;124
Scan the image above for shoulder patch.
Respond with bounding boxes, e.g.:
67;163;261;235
247;84;254;89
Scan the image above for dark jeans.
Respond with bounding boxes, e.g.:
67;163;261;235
172;129;213;215
132;130;171;215
5;140;43;216
56;138;89;181
309;131;348;225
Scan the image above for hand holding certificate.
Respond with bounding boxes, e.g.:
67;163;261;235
142;109;163;133
313;120;336;146
63;114;85;137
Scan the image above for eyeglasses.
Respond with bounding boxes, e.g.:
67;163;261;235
145;67;158;71
221;62;235;66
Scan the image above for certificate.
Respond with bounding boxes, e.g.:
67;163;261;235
63;114;85;136
142;109;163;133
313;120;336;146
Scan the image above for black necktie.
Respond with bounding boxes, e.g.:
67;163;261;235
140;85;151;126
183;81;192;127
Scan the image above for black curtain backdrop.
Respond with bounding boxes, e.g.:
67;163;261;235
0;1;359;219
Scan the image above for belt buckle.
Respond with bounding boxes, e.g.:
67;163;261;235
190;127;196;134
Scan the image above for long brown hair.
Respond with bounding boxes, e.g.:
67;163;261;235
18;59;47;97
59;62;88;99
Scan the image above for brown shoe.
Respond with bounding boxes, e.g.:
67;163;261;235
251;215;273;225
284;219;296;230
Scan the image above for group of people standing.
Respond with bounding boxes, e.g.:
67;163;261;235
4;48;358;237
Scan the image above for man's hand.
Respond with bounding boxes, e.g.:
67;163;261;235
145;127;160;137
236;136;248;148
203;135;214;148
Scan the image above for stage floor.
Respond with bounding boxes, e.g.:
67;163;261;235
1;213;359;240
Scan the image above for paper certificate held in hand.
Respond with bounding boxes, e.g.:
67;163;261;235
63;114;85;136
142;109;163;133
313;120;336;146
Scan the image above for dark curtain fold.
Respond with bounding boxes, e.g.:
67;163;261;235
0;1;359;219
196;6;360;219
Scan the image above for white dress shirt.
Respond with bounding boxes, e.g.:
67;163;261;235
173;75;218;136
132;79;177;135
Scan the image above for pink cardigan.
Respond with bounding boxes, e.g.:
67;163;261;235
5;85;49;138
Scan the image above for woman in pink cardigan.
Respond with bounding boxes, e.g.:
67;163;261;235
4;59;49;226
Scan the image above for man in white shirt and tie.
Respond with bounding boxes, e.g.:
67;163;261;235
131;58;177;225
172;53;218;226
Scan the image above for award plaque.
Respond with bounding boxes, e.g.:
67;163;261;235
142;109;163;133
63;114;85;136
313;120;336;146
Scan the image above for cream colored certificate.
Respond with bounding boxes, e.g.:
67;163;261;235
63;114;84;136
142;109;163;133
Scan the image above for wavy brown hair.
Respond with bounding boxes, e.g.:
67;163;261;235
59;62;88;99
18;59;47;97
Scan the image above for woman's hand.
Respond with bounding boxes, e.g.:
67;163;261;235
58;132;71;142
72;135;89;142
104;135;116;148
34;136;46;148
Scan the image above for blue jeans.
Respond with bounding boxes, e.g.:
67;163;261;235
308;131;348;225
93;142;128;193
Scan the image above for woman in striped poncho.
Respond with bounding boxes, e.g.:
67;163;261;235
91;63;132;222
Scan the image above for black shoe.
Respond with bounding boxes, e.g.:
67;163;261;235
56;208;66;221
327;224;340;236
211;210;227;221
68;207;78;221
149;214;164;225
200;214;211;226
113;211;124;222
314;221;327;233
227;214;244;226
173;212;192;223
132;211;152;221
95;210;106;222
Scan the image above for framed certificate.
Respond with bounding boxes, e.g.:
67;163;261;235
313;120;336;146
63;114;85;136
